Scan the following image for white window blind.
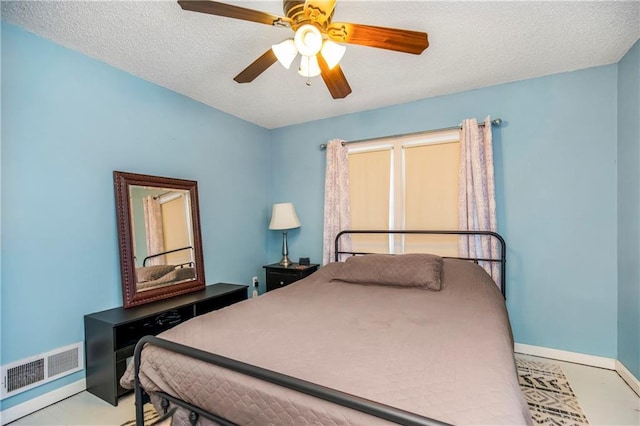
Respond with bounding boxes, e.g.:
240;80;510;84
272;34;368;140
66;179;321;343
348;147;392;253
347;130;459;255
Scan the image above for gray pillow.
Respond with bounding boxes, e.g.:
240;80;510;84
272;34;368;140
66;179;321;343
332;253;443;291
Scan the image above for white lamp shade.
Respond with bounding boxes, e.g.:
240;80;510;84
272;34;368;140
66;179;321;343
294;24;323;57
272;39;297;69
321;40;346;70
269;203;301;230
298;55;321;78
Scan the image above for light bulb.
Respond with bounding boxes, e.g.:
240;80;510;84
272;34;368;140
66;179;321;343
272;39;297;69
298;55;321;78
320;40;346;69
294;24;322;57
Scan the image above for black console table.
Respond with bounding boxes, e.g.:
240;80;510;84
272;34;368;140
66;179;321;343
84;283;248;405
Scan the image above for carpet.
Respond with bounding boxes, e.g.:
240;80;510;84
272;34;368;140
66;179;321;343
122;358;590;426
517;356;590;425
120;405;160;426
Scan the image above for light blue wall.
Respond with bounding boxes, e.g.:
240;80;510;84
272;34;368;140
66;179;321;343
617;39;640;380
0;23;271;410
270;65;620;359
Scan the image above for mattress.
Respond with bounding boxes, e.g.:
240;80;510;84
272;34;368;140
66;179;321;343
121;259;531;425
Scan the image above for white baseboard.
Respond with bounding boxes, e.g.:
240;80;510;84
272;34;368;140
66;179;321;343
515;343;640;397
615;360;640;397
0;379;85;425
514;343;617;369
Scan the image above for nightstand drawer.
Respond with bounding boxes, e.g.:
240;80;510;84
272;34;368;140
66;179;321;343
267;271;300;291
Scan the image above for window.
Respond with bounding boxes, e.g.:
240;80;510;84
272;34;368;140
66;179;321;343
347;130;460;256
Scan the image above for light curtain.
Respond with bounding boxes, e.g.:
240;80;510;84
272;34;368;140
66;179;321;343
458;117;500;285
322;139;352;264
143;196;165;266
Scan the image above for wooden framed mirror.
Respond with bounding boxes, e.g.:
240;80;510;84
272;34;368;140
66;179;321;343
114;171;205;308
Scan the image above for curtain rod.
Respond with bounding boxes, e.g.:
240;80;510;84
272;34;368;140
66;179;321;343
319;117;502;150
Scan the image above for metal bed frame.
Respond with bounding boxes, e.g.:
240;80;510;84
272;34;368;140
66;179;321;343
133;230;506;426
142;246;194;267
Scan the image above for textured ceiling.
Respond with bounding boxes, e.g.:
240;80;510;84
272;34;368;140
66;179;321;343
2;1;639;129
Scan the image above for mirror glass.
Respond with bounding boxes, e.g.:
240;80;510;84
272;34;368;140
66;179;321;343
129;186;196;291
114;172;205;308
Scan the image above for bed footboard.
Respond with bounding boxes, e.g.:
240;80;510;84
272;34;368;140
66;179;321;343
133;335;451;426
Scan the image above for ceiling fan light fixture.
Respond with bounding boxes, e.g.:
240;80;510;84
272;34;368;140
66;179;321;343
294;24;323;57
298;55;321;78
272;39;297;69
320;40;346;69
177;0;429;99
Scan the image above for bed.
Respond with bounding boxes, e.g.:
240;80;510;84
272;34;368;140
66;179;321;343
120;230;531;426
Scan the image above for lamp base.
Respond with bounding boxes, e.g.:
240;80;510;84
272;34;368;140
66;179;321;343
278;255;293;267
279;231;293;266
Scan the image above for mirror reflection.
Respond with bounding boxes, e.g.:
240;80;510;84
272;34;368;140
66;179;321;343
129;186;197;292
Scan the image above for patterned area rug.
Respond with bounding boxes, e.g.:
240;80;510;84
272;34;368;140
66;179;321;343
120;405;160;426
517;356;590;425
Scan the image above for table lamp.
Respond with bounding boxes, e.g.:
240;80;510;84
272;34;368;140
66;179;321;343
269;203;301;266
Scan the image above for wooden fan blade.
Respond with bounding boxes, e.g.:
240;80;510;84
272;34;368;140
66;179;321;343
327;22;429;54
317;54;352;99
178;1;286;26
304;0;337;25
234;49;277;83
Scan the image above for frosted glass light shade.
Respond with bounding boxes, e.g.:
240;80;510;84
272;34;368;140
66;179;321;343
272;39;297;69
321;40;346;69
298;55;321;78
269;203;301;230
294;24;322;57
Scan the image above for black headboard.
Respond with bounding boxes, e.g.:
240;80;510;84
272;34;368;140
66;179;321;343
334;230;507;298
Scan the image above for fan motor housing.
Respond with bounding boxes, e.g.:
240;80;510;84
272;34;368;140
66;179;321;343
284;0;334;30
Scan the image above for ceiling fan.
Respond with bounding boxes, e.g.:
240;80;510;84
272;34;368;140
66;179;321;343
177;0;429;99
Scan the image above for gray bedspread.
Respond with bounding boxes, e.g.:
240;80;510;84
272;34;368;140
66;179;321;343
121;259;531;425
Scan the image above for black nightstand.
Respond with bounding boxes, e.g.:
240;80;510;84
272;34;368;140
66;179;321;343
263;263;319;292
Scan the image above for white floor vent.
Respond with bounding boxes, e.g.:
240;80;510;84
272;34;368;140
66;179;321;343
1;342;83;399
